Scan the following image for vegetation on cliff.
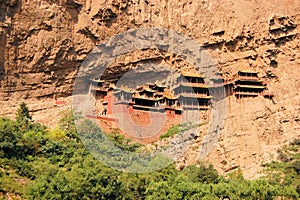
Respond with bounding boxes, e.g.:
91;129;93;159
0;103;299;199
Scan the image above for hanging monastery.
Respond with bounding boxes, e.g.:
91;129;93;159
87;70;274;142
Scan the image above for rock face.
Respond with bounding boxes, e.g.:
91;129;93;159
0;0;299;178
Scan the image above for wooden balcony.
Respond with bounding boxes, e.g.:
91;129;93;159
263;92;275;98
179;93;212;99
132;105;165;112
90;87;109;92
234;91;260;96
237;76;260;82
177;82;209;88
235;84;266;89
182;105;210;110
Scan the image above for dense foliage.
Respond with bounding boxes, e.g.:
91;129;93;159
0;103;299;199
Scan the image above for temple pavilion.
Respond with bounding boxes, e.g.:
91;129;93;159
174;71;212;110
234;71;266;97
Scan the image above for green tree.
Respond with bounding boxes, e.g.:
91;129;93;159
0;118;20;158
26;155;125;200
16;102;32;133
181;163;219;184
59;110;80;141
21;130;48;156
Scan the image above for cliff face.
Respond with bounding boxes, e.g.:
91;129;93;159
0;0;299;178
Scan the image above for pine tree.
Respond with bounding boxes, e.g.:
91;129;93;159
16;102;32;133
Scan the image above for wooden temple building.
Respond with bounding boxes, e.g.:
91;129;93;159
174;72;212;110
233;71;267;98
90;78;114;99
90;78;115;116
88;70;274;142
111;71;214;113
131;85;165;111
113;87;134;104
90;70;274;117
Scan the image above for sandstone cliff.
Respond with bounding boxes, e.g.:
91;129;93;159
0;0;299;178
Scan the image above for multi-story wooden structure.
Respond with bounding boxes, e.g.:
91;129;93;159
87;70;274;143
113;87;134;104
90;78;114;99
174;72;212;110
234;71;266;97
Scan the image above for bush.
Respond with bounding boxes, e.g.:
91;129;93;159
160;124;180;139
291;160;300;175
277;149;290;162
291;139;300;146
296;184;300;195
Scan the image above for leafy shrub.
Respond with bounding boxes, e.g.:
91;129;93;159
291;139;300;146
160;124;180;139
277;149;290;162
291;160;300;175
